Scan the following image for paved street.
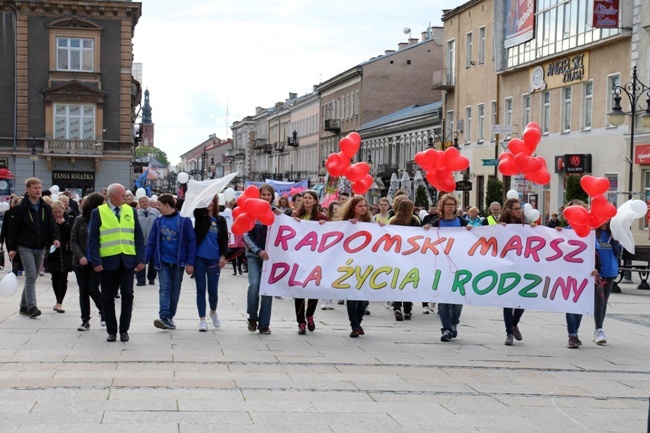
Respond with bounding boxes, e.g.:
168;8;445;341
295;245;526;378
1;267;649;433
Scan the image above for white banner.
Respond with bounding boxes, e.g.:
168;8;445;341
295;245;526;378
259;215;595;315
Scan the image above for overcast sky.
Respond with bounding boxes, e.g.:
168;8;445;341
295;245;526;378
133;0;458;164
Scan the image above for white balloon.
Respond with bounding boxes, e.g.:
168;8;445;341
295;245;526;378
528;209;541;222
150;195;158;202
0;272;18;297
629;199;648;218
177;172;189;184
218;193;225;204
523;203;533;219
506;189;518;200
223;187;236;202
0;202;9;212
419;209;427;221
49;185;60;195
135;188;146;199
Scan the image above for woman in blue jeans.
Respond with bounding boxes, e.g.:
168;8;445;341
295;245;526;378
243;183;276;335
193;195;228;332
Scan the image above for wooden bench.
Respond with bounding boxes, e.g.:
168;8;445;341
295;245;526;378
614;245;650;292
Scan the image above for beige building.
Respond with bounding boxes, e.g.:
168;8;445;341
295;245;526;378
440;0;650;243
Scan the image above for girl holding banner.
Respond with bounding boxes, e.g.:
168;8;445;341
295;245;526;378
291;190;328;334
337;195;373;338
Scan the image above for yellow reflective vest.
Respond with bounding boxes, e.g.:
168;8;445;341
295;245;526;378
98;204;136;257
487;215;498;225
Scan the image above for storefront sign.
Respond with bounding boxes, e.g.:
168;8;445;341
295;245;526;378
544;52;589;89
635;144;650;165
563;154;592;174
52;171;95;181
593;0;619;29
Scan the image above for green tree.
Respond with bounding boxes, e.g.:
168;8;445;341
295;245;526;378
414;185;429;208
135;146;169;167
565;174;588;204
485;178;504;214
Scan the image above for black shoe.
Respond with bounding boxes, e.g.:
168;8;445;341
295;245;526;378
28;307;41;318
238;269;243;275
77;321;90;331
404;313;412;321
120;332;129;342
136;282;145;287
394;310;404;321
440;330;452;342
19;307;29;316
148;280;155;285
364;309;370;316
107;334;117;342
233;270;238;275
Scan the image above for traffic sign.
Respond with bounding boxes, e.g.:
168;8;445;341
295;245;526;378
482;159;499;166
492;124;513;134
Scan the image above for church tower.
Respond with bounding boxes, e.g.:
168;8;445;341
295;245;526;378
141;88;155;148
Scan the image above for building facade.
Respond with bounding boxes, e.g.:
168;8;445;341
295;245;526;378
0;0;142;196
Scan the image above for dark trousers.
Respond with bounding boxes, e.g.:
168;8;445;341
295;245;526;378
294;298;318;324
100;264;135;335
50;271;69;304
503;308;525;335
393;301;412;314
74;265;102;322
346;300;369;331
136;261;157;284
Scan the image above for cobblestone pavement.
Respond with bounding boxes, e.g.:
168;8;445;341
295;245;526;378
1;268;649;433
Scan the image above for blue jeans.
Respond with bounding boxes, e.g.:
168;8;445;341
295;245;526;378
158;264;184;320
503;308;525;336
346;300;369;331
194;256;220;318
438;303;463;333
566;313;582;337
18;246;44;309
246;253;272;328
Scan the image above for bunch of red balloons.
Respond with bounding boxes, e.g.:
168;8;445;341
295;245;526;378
325;132;374;195
413;146;469;193
497;122;550;185
231;185;276;235
563;176;617;237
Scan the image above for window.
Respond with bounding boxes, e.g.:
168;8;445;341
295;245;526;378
542;91;550;134
504;97;513;138
54;104;96;140
446;39;456;83
478;27;486;64
562;86;572;132
583;81;593;130
477;104;485;142
490;101;497;140
56;37;94;71
607;74;620;127
466;32;473;68
465;106;472;143
522;95;531;127
446;111;455;139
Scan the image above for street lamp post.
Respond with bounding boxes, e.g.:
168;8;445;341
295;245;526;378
607;65;650;199
29;137;39;177
200;146;208;180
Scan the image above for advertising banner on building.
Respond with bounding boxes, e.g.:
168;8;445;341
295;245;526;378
634;144;650;165
260;215;595;314
504;0;536;48
593;0;620;29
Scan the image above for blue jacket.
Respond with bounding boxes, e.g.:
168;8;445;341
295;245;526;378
145;212;196;269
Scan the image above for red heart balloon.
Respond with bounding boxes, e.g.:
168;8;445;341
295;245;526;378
339;136;360;159
326;153;345;177
588;213;609;229
525;122;542;133
231;213;255;235
522;126;541;152
443;147;470;172
347;132;361;147
572;224;591;238
232;206;243;219
257;209;275;226
498;152;519;176
563;205;589;227
590;195;617;220
508;138;533;156
242;198;271;217
345;162;371;182
414;149;439;171
436;169;456;193
580;175;610;197
514;153;543;174
425;170;441;192
236;185;260;208
352;174;374;195
524;157;550;185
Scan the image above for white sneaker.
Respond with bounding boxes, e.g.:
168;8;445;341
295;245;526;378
198;320;208;332
422;306;430;314
428;303;437;314
321;299;333;310
209;311;221;328
594;329;606;345
384;301;392;309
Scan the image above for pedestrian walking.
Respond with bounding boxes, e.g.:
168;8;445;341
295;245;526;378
45;200;73;313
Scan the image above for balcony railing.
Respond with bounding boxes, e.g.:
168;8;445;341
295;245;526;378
234;149;246;159
324;119;341;133
287;137;298;147
431;69;455;90
45;139;103;155
263;144;273;154
224;151;235;163
253;138;266;149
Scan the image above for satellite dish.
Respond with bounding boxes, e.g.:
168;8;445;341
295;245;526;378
403;27;411;35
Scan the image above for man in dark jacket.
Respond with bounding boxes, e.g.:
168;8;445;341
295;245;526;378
8;178;60;318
